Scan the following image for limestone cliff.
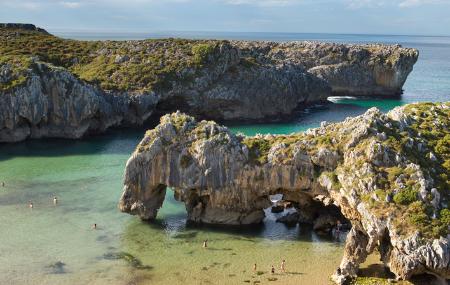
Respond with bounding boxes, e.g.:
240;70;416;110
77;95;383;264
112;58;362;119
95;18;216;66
119;102;449;283
0;24;418;142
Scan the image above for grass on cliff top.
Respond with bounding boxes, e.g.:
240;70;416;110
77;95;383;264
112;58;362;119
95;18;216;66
0;27;222;92
0;55;34;91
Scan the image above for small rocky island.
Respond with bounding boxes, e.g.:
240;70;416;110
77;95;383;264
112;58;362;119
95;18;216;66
119;102;449;283
0;24;418;142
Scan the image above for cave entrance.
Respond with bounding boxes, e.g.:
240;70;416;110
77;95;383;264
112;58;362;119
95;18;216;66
263;190;351;241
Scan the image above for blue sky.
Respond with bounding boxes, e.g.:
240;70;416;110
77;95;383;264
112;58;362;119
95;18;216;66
0;0;449;35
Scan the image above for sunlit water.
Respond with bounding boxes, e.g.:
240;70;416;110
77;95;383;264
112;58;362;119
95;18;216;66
1;32;449;285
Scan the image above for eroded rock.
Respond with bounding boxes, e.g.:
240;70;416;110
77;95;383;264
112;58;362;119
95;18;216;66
120;102;450;283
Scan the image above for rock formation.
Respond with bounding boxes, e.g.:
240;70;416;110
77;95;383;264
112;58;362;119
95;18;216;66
0;24;418;142
119;102;449;283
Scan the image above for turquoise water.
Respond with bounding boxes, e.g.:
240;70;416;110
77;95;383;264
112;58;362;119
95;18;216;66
1;33;450;284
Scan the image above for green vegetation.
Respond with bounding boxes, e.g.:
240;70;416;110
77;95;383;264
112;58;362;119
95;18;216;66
192;43;215;66
439;208;450;227
0;55;34;91
351;276;414;285
242;137;272;165
0;26;224;92
404;103;450;192
393;188;418;205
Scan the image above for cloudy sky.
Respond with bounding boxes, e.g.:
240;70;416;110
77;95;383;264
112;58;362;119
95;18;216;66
0;0;449;35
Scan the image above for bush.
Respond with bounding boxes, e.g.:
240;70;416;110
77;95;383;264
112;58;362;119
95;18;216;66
192;43;215;65
440;208;450;226
393;187;418;205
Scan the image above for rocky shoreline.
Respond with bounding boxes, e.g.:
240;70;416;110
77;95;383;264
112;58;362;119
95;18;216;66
119;102;449;283
0;24;418;142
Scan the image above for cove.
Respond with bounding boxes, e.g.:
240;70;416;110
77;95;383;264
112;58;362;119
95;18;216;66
0;99;393;285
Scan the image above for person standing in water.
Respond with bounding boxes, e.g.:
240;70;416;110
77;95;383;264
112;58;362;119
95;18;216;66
53;196;58;205
92;223;97;230
271;265;275;274
280;260;286;273
1;181;5;187
202;240;208;248
28;201;33;209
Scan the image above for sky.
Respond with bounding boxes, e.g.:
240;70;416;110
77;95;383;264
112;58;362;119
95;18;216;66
0;0;449;36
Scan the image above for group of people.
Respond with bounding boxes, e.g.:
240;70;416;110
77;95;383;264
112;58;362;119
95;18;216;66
254;260;286;274
202;240;286;274
28;196;58;208
27;195;99;230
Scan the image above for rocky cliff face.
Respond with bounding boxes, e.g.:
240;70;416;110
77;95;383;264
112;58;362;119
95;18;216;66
0;24;418;142
119;102;449;283
0;62;158;142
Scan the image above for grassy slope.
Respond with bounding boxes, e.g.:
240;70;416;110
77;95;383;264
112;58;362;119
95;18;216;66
0;27;221;92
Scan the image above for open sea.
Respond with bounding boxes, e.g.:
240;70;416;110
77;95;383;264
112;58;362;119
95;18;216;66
0;32;449;285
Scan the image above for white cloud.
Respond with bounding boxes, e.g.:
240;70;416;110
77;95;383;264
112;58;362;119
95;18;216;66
1;1;42;10
398;0;440;7
59;1;82;8
345;0;443;9
223;0;302;7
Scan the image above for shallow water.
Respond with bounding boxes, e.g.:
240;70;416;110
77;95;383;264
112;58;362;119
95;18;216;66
0;133;349;285
1;33;450;285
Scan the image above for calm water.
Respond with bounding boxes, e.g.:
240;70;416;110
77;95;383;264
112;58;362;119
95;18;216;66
1;32;450;285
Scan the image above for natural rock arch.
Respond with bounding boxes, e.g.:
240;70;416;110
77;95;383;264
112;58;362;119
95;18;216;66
119;104;450;284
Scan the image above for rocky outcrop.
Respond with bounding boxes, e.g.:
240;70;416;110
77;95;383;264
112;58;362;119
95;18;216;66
0;24;418;142
0;23;48;34
119;102;449;283
0;62;158;142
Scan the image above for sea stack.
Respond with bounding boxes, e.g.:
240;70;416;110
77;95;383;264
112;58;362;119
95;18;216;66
119;102;450;283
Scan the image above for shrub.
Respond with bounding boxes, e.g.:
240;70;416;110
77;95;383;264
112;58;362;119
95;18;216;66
440;208;450;227
192;43;215;66
243;137;272;165
393;187;418;205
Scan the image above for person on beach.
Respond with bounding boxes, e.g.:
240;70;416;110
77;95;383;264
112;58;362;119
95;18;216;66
92;223;97;229
271;265;275;274
202;240;208;248
336;220;342;233
53;196;58;205
253;263;257;272
280;260;286;273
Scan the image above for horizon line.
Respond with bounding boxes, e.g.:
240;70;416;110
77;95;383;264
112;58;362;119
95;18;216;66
47;28;450;39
